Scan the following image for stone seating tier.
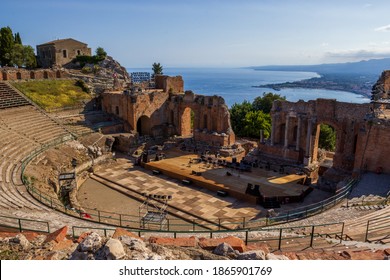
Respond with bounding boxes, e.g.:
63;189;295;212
0;82;30;109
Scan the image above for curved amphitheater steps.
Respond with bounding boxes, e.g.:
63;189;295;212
0;105;71;211
0;82;30;109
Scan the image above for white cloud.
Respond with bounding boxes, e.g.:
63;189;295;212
375;24;390;32
324;48;390;61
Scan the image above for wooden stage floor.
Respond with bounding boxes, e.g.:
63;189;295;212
145;149;309;200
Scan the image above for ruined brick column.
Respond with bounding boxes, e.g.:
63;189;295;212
284;115;290;148
304;117;313;165
271;114;277;146
296;115;302;151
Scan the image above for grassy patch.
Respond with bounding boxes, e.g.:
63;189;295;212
11;80;91;111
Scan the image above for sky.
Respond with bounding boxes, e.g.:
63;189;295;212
2;0;390;67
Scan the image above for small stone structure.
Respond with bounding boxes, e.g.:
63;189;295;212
101;75;235;146
36;38;91;68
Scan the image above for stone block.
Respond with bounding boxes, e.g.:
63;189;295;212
78;232;102;253
198;236;246;253
149;236;197;247
112;228;141;240
213;242;238;257
44;226;68;244
52;239;75;251
266;253;289;260
237;250;266;260
246;243;270;254
77;232;92;243
103;238;126;260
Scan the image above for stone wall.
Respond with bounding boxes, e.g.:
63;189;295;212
155;75;184;93
267;99;370;173
101;80;235;146
354;121;390;174
0;68;69;81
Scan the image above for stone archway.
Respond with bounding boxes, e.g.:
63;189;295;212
312;122;339;172
137;115;151;136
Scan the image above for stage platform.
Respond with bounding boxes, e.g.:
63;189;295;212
144;149;311;206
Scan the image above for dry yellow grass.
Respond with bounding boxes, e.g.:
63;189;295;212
12;80;91;111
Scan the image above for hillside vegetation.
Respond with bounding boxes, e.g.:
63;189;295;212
11;79;91;111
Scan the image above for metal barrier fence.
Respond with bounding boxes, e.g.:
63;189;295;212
365;215;390;242
0;215;50;233
71;221;345;251
23;179;356;232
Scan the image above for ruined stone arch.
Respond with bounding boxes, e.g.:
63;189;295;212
137;115;151;136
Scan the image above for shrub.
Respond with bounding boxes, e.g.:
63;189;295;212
75;80;91;93
81;66;92;74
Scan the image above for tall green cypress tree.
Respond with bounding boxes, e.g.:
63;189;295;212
14;32;22;45
0;26;15;66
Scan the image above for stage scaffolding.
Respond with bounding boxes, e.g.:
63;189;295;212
139;193;172;230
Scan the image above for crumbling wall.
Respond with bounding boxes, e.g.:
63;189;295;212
101;80;235;146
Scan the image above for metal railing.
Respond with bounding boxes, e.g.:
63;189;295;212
365;215;390;242
71;221;346;251
0;215;50;233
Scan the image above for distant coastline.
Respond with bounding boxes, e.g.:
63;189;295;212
128;67;371;105
252;73;373;98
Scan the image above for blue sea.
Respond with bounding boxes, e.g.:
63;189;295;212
127;67;371;108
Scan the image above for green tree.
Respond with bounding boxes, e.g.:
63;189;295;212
11;44;36;68
12;43;24;67
319;124;336;151
14;32;22;44
95;47;107;60
152;62;163;75
229;100;253;136
23;45;37;68
252;92;286;113
0;26;15;66
243;110;271;139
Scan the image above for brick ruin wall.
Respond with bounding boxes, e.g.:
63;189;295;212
260;99;371;173
102;76;235;146
354;122;390;174
0;68;69;81
154;75;184;93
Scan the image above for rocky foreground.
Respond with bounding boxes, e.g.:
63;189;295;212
1;226;389;260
